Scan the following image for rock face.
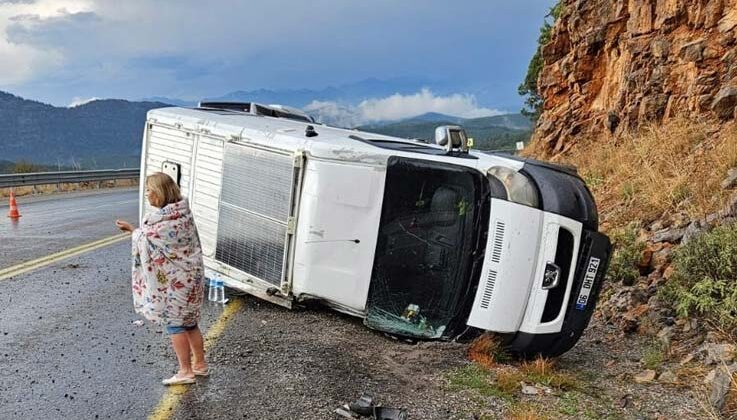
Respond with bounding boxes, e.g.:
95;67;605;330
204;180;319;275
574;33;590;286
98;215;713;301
532;0;737;156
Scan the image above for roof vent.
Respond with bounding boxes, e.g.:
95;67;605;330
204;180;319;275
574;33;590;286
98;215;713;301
305;125;318;137
196;101;315;123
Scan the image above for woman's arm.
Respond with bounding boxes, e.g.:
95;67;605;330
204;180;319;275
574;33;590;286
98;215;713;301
115;219;135;233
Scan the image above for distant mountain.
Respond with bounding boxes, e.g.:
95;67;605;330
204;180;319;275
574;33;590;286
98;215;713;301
410;112;467;124
359;113;532;151
0;91;167;168
141;96;193;107
201;77;431;108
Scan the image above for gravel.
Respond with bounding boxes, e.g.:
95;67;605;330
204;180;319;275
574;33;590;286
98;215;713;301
174;299;709;420
174;298;478;420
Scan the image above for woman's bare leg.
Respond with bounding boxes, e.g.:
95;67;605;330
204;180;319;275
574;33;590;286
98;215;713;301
171;333;194;377
186;327;207;371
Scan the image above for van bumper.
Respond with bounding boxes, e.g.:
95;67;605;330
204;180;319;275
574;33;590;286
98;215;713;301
505;230;612;357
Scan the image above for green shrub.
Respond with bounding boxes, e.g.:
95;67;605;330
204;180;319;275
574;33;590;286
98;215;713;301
662;223;737;328
641;340;666;370
606;224;644;285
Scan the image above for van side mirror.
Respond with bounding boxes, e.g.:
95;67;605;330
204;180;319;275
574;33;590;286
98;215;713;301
435;125;469;153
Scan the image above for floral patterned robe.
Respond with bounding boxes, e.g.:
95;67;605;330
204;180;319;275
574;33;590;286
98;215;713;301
131;199;204;327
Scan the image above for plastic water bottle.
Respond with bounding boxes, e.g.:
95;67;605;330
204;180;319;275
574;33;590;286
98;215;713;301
214;279;227;304
207;277;216;302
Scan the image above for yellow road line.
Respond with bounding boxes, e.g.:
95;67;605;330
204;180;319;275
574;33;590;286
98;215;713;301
0;233;129;281
148;298;244;420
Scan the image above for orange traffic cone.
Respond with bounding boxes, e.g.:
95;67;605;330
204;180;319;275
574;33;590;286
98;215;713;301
7;191;21;219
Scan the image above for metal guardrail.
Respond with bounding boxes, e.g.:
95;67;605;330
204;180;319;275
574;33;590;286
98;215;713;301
0;169;140;189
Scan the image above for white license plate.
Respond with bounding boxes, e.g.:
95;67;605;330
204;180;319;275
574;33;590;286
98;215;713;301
575;257;600;310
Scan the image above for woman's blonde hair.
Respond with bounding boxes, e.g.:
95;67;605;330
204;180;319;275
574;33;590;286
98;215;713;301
146;172;182;207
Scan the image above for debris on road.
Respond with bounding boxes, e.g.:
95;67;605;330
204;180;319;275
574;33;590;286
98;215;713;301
373;407;408;420
348;393;375;416
336;394;408;420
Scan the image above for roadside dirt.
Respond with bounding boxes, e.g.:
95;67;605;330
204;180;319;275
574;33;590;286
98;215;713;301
172;296;706;420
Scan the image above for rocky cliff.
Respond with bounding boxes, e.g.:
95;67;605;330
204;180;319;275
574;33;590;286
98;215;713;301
532;0;737;156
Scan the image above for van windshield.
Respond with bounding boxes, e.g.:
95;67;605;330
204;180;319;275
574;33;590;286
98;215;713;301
365;157;490;339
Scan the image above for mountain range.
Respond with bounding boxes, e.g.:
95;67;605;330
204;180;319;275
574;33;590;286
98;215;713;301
145;78;443;108
359;113;531;151
0;90;530;172
0;91;164;169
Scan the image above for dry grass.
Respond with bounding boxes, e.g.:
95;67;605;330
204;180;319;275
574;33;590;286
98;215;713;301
533;119;737;229
506;403;550;420
724;380;737;420
468;333;509;368
495;368;524;397
519;357;578;390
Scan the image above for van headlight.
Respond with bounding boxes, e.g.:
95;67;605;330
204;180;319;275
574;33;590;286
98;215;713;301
487;166;539;208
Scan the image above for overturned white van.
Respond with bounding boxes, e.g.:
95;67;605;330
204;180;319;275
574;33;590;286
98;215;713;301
138;102;612;357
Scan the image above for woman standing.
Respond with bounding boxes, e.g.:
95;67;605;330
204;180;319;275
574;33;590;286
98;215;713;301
116;172;207;385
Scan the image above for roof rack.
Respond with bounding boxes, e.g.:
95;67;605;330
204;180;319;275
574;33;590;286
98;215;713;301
197;101;315;123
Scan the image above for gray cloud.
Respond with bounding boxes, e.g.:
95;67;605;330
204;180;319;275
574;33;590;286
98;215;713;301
7;11;100;44
3;0;557;106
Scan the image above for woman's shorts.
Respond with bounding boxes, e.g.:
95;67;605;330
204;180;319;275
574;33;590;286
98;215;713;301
166;324;198;335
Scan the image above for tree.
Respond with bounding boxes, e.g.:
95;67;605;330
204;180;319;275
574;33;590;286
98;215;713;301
12;160;44;174
518;2;564;122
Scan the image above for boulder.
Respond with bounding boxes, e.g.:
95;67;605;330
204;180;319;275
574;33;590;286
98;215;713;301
680;39;705;62
707;363;737;411
639;94;670;120
658;370;677;384
521;385;539;395
638;246;654;270
721;168;737;189
719;9;737;33
651;246;674;270
682;220;708;244
705;343;737;365
634;369;657;383
652;226;686;243
711;86;737;120
651;39;671;58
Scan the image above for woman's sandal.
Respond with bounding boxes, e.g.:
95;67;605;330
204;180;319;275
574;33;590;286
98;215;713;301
193;367;209;377
162;374;196;385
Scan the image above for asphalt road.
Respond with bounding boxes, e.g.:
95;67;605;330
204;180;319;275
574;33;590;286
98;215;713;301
0;189;139;269
0;188;227;419
0;240;229;419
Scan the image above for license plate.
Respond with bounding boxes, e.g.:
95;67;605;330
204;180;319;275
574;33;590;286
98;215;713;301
575;257;600;310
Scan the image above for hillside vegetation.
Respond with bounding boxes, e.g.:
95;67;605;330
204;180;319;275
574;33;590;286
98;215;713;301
0;91;165;169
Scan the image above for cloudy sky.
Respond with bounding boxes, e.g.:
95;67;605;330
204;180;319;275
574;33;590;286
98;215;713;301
0;0;555;119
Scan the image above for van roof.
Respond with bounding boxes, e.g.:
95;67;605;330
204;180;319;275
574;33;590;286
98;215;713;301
146;106;522;169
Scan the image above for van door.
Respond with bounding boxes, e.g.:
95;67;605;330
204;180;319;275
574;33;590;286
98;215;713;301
208;141;302;307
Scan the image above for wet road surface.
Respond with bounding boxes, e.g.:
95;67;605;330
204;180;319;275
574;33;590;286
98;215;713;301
0;240;230;419
0;189;139;269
